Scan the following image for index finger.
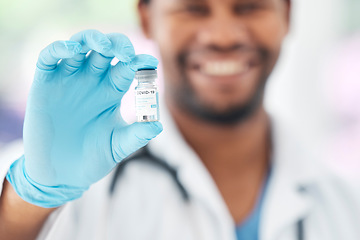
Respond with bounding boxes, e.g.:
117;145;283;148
102;33;136;63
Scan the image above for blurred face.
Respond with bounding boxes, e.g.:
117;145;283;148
139;0;290;124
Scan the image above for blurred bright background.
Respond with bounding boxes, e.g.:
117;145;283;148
0;0;359;170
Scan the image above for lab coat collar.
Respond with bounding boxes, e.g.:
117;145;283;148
149;105;318;240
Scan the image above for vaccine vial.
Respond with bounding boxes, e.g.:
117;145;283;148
135;69;160;122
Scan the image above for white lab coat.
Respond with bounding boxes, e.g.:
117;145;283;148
1;108;360;240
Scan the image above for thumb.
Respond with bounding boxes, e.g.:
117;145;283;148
111;121;163;163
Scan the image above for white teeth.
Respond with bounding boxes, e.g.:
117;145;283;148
202;61;249;76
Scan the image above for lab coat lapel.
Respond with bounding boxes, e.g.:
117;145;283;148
260;116;317;240
260;162;313;240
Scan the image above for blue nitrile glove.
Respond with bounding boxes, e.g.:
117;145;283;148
6;30;163;208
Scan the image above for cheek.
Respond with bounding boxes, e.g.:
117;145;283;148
247;13;288;58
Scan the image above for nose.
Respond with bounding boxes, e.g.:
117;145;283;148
197;11;250;49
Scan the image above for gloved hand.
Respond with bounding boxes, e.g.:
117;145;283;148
6;30;163;208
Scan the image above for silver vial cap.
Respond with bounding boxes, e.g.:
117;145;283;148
135;69;157;81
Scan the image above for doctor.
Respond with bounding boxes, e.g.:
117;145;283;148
1;0;360;239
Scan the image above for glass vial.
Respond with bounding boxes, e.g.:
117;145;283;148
135;69;160;122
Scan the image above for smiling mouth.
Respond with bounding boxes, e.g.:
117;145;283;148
200;61;250;77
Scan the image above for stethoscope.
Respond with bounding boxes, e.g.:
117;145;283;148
109;146;305;240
